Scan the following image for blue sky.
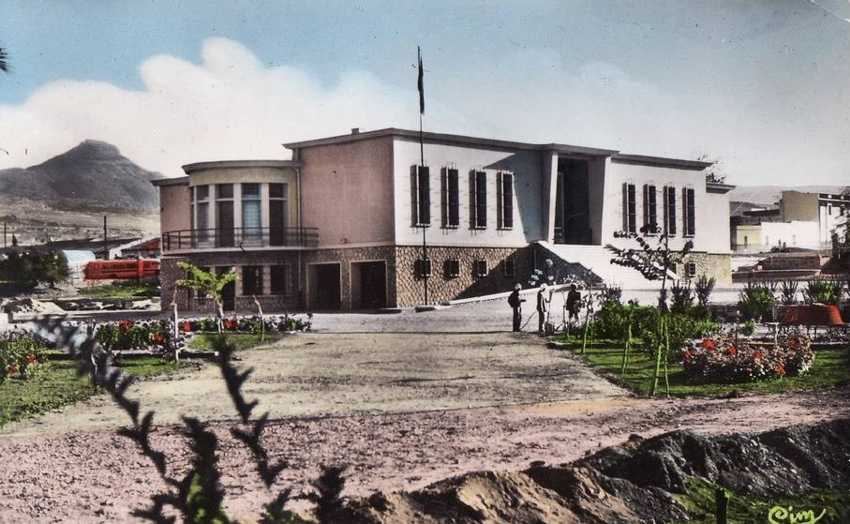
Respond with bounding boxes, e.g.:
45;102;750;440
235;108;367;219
1;0;849;184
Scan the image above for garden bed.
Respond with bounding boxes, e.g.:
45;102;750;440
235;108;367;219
555;339;849;397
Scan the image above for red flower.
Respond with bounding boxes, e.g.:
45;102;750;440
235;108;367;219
25;354;37;364
118;319;134;333
753;350;764;361
701;338;716;351
725;346;737;357
182;321;192;333
151;333;165;345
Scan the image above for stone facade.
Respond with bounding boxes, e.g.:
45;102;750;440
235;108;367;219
682;252;732;285
394;245;533;307
301;246;397;310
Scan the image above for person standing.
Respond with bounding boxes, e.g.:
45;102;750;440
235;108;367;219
566;284;582;323
537;284;549;335
508;283;525;332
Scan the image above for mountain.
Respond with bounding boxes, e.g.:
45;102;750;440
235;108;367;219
728;185;848;206
0;140;163;212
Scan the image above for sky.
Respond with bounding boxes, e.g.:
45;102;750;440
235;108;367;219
0;0;849;185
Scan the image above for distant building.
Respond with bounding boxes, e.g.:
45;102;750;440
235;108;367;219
154;128;734;313
731;191;849;253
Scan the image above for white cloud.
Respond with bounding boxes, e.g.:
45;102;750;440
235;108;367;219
0;37;846;186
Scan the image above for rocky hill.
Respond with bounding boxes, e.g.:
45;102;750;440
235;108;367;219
0;140;162;212
0;141;161;244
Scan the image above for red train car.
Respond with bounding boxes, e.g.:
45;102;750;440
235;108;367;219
84;259;160;280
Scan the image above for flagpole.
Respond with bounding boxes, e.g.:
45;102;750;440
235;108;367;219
418;46;428;305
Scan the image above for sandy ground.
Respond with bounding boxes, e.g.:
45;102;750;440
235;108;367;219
0;327;848;522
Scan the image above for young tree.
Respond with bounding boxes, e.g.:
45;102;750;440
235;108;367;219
606;226;693;396
175;262;236;333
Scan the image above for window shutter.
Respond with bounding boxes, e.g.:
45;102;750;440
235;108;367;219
622;183;628;232
648;185;657;232
687;188;695;236
642;185;649;230
497;172;503;229
666;186;677;235
474;171;487;228
411;165;419;226
503;173;513;229
418;166;430;225
627;184;636;233
448;169;459;226
441;168;448;228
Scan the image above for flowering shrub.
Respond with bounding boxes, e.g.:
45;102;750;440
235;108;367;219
681;335;814;382
178;315;311;334
94;320;174;352
0;331;48;383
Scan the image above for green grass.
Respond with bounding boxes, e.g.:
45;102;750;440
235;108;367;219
188;332;283;352
556;338;850;397
78;280;160;299
675;476;850;523
0;356;182;428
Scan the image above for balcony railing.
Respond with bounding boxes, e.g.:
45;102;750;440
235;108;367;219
162;227;319;252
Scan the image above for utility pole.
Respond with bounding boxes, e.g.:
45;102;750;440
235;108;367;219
417;45;429;305
103;215;108;260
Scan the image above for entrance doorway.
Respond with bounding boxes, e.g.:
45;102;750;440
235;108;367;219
554;158;592;244
351;261;387;309
217;267;235;311
308;263;341;310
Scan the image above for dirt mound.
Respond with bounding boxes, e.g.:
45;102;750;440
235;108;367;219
342;419;850;523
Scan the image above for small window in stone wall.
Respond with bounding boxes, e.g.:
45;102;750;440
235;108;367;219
415;258;432;279
473;260;488;279
503;257;515;278
685;262;697;278
444;259;460;279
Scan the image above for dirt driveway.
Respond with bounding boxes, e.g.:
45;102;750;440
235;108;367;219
1;331;848;522
2;332;627;436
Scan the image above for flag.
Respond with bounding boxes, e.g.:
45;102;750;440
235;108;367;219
417;46;424;114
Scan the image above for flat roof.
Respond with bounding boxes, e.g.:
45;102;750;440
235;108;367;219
284;127;715;169
284;127;619;157
611;154;713;170
151;176;189;187
181;159;302;174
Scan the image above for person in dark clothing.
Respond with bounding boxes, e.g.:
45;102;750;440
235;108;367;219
507;283;525;332
537;284;549;334
566;284;582;323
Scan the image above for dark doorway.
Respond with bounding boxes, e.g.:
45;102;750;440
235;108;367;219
554;159;592;244
217;267;235;311
217;201;235;247
353;261;387;309
309;263;341;310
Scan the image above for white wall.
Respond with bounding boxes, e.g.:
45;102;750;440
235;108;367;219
761;220;820;249
392;138;544;247
603;161;730;254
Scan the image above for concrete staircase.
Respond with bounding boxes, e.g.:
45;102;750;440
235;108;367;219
535;241;662;290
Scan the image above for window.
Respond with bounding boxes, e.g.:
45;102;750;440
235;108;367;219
503;257;515;278
473;260;488;279
444;259;460;279
682;187;695;237
663;186;677;236
270;265;290;295
497;172;514;229
415;258;432;278
471;170;487;229
685;262;697;278
622;183;636;233
241;183;261;243
642;184;657;233
441;167;460;228
242;266;263;296
411;165;430;226
269;183;288;246
194;186;210;243
216;184;235;247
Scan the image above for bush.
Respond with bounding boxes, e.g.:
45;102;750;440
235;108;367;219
694;275;716;308
779;280;799;306
803;279;842;305
599;285;623;305
741;319;756;337
738;283;775;321
681;335;813;382
671;281;693;314
0;332;48;383
0;251;69;289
